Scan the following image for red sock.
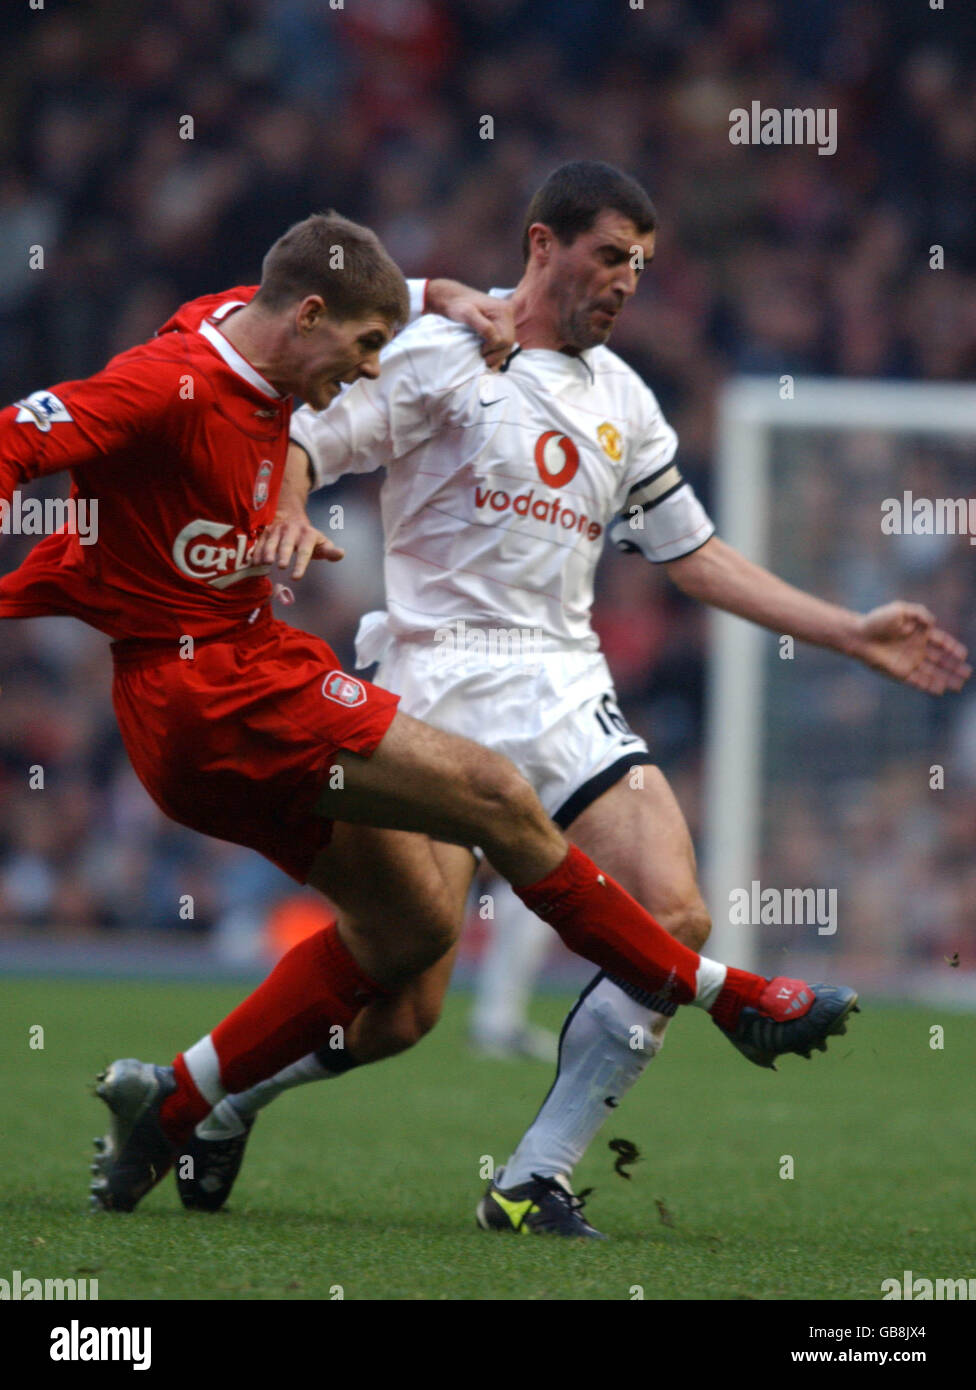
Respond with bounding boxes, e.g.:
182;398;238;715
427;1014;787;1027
711;972;812;1030
161;1052;211;1143
516;845;702;1005
160;923;385;1144
710;966;765;1029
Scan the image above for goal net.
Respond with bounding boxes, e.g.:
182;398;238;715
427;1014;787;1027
703;378;976;1004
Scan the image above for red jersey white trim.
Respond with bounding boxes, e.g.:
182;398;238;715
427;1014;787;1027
198;317;282;399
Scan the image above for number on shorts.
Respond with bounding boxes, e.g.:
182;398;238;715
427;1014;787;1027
593;692;637;740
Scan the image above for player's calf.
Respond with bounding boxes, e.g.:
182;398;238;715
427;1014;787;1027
339;970;447;1060
308;826;470;987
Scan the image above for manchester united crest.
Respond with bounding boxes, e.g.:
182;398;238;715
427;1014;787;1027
597;422;622;461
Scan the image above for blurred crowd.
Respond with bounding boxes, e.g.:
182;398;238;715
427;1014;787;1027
0;1;974;968
760;434;976;968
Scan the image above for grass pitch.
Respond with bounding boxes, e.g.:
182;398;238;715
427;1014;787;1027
1;976;974;1301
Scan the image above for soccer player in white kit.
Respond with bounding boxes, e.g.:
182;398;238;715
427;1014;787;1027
178;163;968;1236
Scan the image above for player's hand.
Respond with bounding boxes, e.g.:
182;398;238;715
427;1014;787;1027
254;512;345;581
853;602;971;694
425;278;516;369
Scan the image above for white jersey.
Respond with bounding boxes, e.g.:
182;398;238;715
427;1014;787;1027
289;302;714;652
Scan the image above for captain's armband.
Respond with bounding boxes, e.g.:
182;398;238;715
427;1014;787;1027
609;460;715;563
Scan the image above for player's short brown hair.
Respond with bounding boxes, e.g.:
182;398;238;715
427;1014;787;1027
255;211;409;326
521;161;657;263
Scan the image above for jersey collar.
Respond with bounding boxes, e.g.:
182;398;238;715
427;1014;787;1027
198;307;283;399
489;287;595;384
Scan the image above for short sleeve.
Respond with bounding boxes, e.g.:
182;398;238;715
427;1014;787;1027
610;378;714;563
290;382;394;489
0;348;182;505
406;279;428;323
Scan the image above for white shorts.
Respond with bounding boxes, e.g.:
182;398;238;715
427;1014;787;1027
356;614;653;827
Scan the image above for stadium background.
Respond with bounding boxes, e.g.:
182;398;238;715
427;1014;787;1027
1;0;974;995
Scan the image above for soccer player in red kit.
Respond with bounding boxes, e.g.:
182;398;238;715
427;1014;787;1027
0;212;861;1215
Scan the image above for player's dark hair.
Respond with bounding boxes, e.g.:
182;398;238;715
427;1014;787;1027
521;161;657;262
256;211;409;326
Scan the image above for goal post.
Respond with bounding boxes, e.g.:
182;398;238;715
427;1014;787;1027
703;376;976;995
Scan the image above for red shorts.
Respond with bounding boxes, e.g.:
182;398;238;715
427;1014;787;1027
111;611;400;882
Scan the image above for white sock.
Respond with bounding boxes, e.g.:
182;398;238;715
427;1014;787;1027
693;957;728;1010
500;972;670;1190
221;1051;331;1124
182;1034;225;1107
470;878;552;1041
197;1096;251;1138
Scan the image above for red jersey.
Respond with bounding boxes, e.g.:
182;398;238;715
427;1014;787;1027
0;286;291;642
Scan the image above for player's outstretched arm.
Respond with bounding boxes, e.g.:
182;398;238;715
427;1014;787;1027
0;361;181;523
0;390;102;511
666;535;971;695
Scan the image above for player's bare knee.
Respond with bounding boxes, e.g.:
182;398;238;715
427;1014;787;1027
396;900;457;974
657;896;711;952
381;1013;426;1056
364;1012;409;1057
425;890;459;956
679;899;711;951
465;753;543;846
417;924;456;970
412;994;443;1039
379;981;444;1052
